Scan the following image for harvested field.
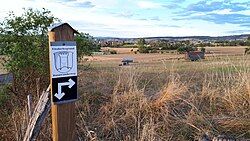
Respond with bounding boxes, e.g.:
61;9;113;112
101;47;138;54
84;47;246;63
205;46;245;55
76;52;250;140
1;47;250;141
84;53;180;63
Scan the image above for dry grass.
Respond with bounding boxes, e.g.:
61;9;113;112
1;49;250;140
75;55;250;141
205;46;245;55
83;47;246;63
83;53;181;63
101;47;138;54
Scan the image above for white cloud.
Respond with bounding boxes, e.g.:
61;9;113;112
212;9;232;15
238;9;250;15
137;1;162;9
0;0;248;37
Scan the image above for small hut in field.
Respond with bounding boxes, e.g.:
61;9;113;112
185;51;205;61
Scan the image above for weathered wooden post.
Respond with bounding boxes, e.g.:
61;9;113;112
48;23;79;141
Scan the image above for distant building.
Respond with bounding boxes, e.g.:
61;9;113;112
185;51;205;61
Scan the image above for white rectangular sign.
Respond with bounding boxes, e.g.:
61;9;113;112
50;42;77;78
50;41;78;104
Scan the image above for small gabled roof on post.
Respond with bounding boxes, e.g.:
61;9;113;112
49;23;79;34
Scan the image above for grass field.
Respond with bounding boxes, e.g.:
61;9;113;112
1;47;250;140
101;46;245;54
89;46;246;63
101;47;138;54
75;47;250;140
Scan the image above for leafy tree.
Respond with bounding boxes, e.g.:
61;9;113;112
247;36;250;46
176;47;185;53
177;46;197;54
0;35;4;55
200;47;206;53
157;41;172;50
245;37;250;54
137;38;150;53
75;33;100;60
0;8;57;95
138;38;146;46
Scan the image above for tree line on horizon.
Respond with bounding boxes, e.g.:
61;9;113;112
100;36;250;50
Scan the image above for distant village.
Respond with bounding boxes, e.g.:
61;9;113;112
96;34;250;48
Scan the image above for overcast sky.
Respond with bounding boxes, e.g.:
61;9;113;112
0;0;250;38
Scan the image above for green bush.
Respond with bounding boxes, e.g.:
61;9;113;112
0;85;10;106
177;46;197;54
137;38;150;53
110;50;117;54
138;47;149;53
177;46;185;53
75;33;100;58
245;47;250;54
200;47;206;52
0;9;98;96
0;8;58;95
149;49;158;53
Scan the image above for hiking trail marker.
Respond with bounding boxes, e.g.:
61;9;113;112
49;23;79;141
50;41;77;104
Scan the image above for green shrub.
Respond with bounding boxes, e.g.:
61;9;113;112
137;38;151;53
149;49;158;53
245;47;250;54
138;47;149;53
0;85;10;106
177;46;197;54
0;8;57;95
200;47;206;52
110;50;117;54
177;46;185;53
75;33;100;58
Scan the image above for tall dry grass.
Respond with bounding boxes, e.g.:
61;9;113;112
1;56;249;140
76;57;250;141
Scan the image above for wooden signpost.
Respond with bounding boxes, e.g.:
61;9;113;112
48;23;79;141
